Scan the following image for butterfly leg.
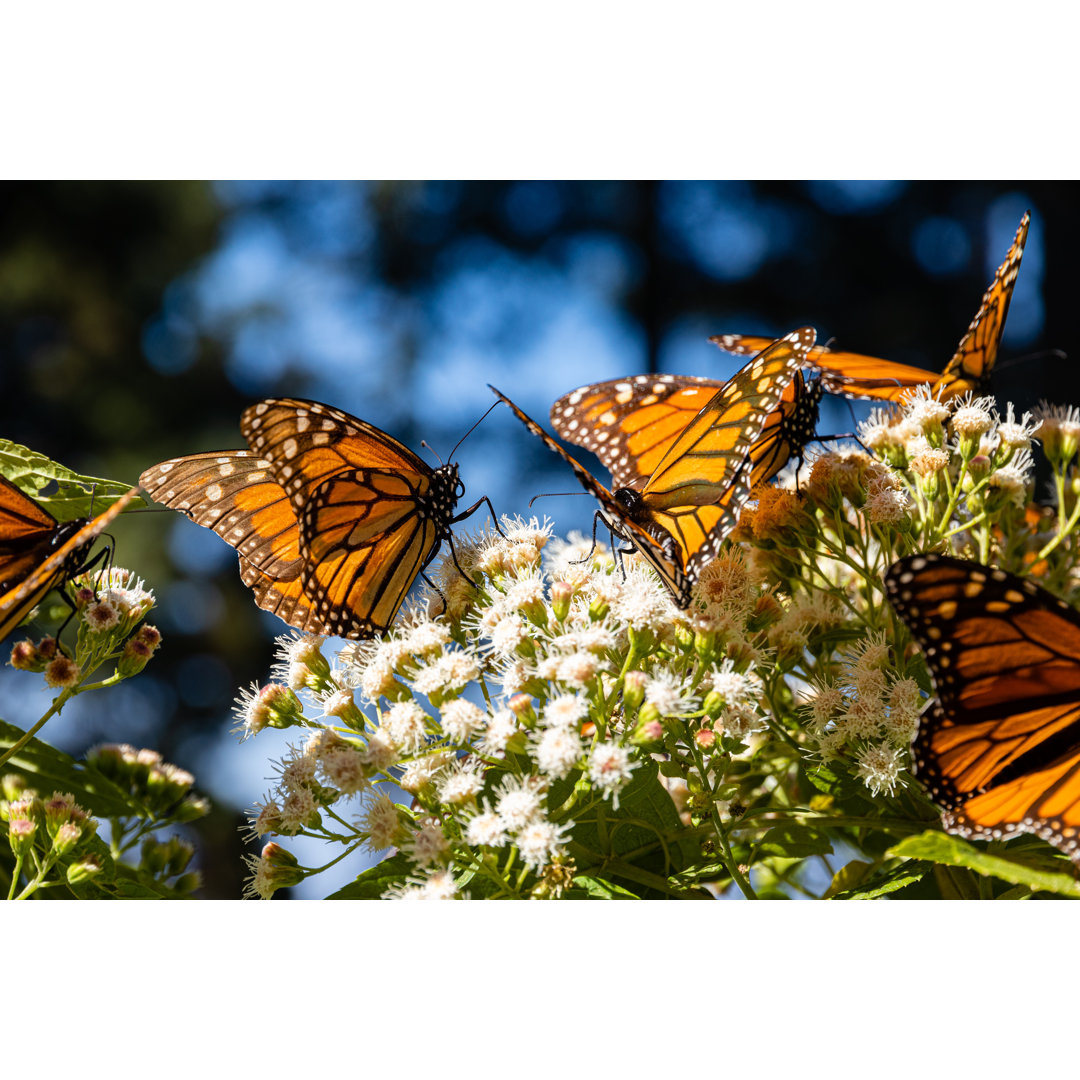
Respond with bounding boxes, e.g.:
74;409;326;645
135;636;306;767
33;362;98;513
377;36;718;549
452;495;506;538
420;571;449;614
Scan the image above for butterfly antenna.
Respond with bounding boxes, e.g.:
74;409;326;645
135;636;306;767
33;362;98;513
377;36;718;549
995;348;1068;374
421;440;445;466
528;491;591;508
447;400;502;463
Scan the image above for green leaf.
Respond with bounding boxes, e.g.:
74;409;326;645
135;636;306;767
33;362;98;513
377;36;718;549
827;859;931;899
567;875;643;899
756;823;833;859
326;852;414;899
823;859;872;899
888;831;1080;898
0;439;142;519
563;759;701;896
0;717;149;819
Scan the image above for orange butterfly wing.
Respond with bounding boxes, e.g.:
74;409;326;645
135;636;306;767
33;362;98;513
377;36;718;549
240;397;430;513
935;211;1029;398
712;212;1029;403
138;450;326;634
552;368;822;493
300;468;448;637
0;480;138;640
885;553;1080;862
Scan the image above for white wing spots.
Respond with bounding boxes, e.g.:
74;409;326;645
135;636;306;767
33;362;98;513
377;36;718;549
312;432;330;446
282;438;299;460
158;462;175;474
218;462;235;477
296;416;310;433
254;403;269;416
280;465;294;479
568;391;583;406
567;419;579;431
206;483;224;502
599;411;617;426
321;418;336;431
248;471;267;483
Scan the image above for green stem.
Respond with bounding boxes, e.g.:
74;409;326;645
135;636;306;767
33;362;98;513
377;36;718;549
0;688;74;771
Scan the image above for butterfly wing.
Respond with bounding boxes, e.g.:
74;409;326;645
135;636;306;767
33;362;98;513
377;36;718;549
139;450;328;633
0;485;138;640
639;327;816;580
710;213;1029;404
240;397;432;514
552;339;821;499
551;374;723;491
885;553;1080;862
0;473;66;600
711;334;941;403
299;467;447;637
935;211;1029;398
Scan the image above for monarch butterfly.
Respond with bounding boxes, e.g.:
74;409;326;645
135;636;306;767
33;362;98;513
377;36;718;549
885;552;1080;864
712;211;1029;403
550;366;823;494
494;327;817;608
0;474;138;642
139;399;491;639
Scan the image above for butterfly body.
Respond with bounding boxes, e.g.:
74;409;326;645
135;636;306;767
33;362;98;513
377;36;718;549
141;400;480;639
0;474;137;641
499;326;817;607
885;553;1080;863
712;212;1029;403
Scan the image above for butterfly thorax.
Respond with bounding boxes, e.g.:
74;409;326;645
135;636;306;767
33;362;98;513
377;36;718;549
419;463;462;534
612;486;678;553
783;376;823;447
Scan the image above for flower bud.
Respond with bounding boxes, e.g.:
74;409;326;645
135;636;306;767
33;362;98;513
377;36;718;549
8;639;42;671
675;623;695;650
51;821;83;857
173;871;202;894
140;836;170;875
117;626;162;676
589;595;610;621
508;694;536;725
630;712;664;750
43;655;80;688
43;792;82;838
8;817;36;858
37;637;58;661
258;842;305;894
550;581;573;622
694;727;717;752
66;856;104;885
1;774;31;802
172;795;211;823
622;670;647;713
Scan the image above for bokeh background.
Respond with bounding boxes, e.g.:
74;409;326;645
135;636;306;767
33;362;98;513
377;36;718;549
1;180;1076;898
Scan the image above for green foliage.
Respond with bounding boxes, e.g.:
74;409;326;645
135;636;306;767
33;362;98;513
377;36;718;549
888;832;1080;899
0;438;142;519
